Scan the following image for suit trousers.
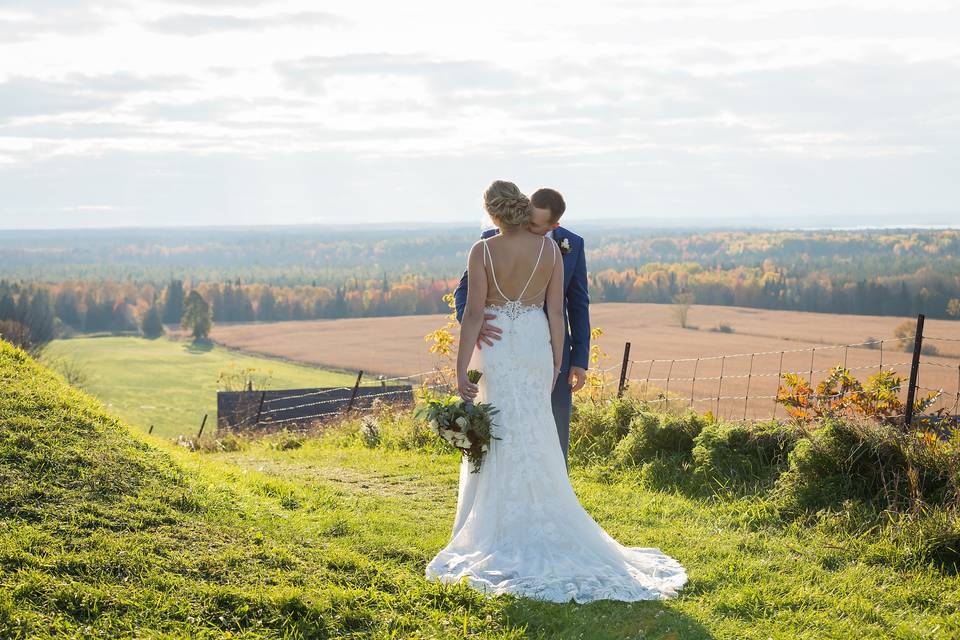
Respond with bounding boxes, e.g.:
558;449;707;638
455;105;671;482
551;365;573;472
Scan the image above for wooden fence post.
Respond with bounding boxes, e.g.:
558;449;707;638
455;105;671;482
904;314;925;428
197;413;207;439
772;351;784;420
716;356;725;417
664;359;675;409
347;370;364;411
617;342;631;398
690;358;699;409
254;391;266;426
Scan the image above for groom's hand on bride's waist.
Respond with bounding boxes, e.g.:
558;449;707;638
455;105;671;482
476;312;503;349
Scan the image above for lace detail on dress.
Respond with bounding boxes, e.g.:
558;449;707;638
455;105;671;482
425;294;688;604
484;301;543;322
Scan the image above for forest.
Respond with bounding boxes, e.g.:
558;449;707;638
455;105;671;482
2;225;958;349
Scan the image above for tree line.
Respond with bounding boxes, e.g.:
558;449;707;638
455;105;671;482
0;275;459;350
2;228;959;349
591;262;960;319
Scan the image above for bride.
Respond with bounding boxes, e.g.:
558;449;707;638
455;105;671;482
425;180;688;603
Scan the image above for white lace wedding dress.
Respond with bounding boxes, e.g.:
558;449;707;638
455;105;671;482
425;237;688;603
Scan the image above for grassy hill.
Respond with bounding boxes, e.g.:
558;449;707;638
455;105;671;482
0;340;524;638
3;339;959;639
38;336;365;439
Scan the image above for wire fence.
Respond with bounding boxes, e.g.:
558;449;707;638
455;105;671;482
197;314;958;437
612;314;960;425
220;368;448;432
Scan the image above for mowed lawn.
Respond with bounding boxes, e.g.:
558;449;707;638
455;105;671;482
39;336;364;439
183;436;959;639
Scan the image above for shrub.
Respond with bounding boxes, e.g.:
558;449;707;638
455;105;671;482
267;429;304;451
359;416;381;448
569;397;646;463
636;454;694;491
692;420;801;488
911;507;960;569
612;410;708;467
772;417;958;516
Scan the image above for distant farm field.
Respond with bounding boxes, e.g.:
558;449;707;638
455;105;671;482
202;303;960;420
39;336;363;439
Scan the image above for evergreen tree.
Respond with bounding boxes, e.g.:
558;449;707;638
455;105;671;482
14;291;29;324
162;279;185;324
236;288;255;321
0;293;15;321
897;282;912;316
257;289;276;321
181;290;212;340
207;284;223;322
141;303;164;338
221;283;235;321
54;288;82;329
26;289;56;345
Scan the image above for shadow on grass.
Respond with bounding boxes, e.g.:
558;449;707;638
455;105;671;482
572;454;782;503
503;596;714;640
184;338;214;353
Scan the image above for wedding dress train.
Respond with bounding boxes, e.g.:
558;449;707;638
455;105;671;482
425;241;688;603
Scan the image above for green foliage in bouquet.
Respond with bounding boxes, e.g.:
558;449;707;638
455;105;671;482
415;370;499;473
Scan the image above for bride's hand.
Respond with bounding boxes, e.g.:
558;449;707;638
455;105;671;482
458;372;479;402
552;366;561;391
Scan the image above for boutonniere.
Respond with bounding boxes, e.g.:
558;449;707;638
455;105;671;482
556;237;571;255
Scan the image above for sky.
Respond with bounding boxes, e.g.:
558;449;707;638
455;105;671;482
0;0;958;230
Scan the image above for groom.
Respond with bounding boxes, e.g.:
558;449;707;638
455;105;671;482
454;187;590;471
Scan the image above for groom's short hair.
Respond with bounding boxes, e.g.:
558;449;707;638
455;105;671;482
531;188;566;223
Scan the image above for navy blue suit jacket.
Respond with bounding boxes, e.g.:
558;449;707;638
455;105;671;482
453;227;591;372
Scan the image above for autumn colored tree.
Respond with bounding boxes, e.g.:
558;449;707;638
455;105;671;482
948;298;960;318
672;291;695;328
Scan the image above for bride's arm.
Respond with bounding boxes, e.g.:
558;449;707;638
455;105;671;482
545;241;565;388
456;241;487;401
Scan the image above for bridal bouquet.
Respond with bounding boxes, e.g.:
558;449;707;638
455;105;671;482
416;370;499;473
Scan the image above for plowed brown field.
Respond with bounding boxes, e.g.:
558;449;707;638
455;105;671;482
198;303;960;420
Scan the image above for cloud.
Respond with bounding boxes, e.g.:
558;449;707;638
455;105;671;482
0;2;957;227
0;10;109;43
0;73;196;122
274;53;524;96
0;77;117;120
146;11;346;36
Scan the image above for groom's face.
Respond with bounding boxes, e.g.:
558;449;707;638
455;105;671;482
528;206;558;235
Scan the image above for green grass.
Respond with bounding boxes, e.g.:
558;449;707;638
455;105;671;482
37;336;363;439
3;339;960;638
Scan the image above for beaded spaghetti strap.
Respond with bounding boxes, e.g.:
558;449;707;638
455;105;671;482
521;236;558;301
482;239;510;302
516;236;547;301
483;236;551;321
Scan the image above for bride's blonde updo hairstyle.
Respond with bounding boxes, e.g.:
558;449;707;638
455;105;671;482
483;180;532;229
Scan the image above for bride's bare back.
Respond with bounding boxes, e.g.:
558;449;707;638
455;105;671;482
481;231;557;308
